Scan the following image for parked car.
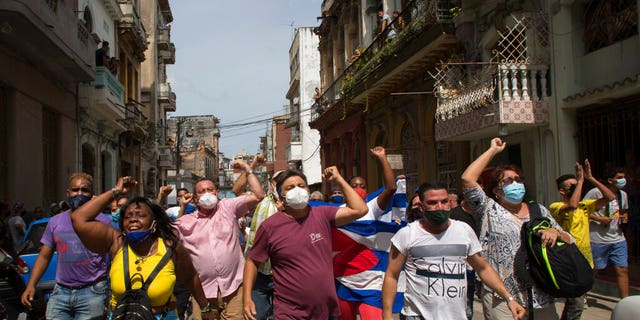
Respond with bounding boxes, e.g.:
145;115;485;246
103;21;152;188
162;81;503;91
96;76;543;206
19;218;55;291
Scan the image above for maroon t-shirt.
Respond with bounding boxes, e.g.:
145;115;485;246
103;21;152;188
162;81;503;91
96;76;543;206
249;206;340;319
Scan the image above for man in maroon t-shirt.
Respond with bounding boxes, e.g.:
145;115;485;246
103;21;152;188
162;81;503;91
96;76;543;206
243;166;368;320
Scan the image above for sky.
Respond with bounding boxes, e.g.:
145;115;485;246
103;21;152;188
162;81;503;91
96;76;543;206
167;0;323;159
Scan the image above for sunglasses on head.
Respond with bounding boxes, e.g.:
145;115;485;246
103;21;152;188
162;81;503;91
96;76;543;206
501;176;524;186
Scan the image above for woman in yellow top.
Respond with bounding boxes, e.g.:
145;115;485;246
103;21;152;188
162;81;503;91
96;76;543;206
71;176;214;320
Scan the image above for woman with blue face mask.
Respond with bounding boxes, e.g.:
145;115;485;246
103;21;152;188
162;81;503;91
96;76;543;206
461;138;573;320
70;176;216;320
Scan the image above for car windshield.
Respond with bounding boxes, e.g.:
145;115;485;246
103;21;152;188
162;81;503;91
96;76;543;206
21;222;47;255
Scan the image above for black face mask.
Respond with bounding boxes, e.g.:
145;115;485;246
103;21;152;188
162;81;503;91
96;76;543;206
410;208;423;220
424;209;451;226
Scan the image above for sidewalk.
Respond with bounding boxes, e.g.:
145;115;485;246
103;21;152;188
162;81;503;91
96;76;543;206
470;292;618;320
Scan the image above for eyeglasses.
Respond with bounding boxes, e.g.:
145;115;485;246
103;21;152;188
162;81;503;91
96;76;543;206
501;176;524;186
70;187;91;193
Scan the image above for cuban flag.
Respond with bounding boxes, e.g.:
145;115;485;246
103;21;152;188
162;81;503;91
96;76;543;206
310;179;408;312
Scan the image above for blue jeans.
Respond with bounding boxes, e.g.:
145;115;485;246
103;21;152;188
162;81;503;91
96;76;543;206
46;280;109;320
251;272;274;320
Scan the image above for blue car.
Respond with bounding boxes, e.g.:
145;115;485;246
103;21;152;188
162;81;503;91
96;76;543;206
19;218;56;295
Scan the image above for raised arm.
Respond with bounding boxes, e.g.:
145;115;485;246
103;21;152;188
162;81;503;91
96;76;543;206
233;155;265;213
325;166;368;226
559;162;584;214
371;146;397;211
71;177;135;254
584;159;616;209
177;192;193;219
232;154;264;196
156;185;173;209
461;138;506;188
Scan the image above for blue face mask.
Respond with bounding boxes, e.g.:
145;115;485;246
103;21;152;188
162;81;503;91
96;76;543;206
67;194;92;211
125;221;156;246
616;178;627;189
331;195;344;204
502;182;526;204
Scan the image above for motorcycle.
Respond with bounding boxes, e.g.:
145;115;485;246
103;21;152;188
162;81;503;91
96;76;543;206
0;246;29;320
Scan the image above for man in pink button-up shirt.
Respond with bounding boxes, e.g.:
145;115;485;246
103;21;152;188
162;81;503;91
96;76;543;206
176;157;264;319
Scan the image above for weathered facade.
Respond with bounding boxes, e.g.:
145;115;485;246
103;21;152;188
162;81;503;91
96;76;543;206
286;27;323;185
166;115;220;187
0;0;94;206
311;0;460;194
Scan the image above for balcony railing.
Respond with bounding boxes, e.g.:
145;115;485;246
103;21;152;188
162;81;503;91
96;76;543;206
434;63;550;140
118;0;147;56
311;0;459;121
435;64;549;121
158;82;176;112
87;66;124;102
158;145;174;169
157;27;170;50
159;43;176;64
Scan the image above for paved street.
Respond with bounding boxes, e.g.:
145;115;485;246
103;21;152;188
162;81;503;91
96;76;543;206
385;292;619;319
469;293;618;320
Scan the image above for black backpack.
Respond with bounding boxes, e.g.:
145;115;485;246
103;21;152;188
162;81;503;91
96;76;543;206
514;202;594;316
112;240;174;320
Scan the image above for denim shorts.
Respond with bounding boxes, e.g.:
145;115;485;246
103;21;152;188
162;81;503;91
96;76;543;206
591;241;628;269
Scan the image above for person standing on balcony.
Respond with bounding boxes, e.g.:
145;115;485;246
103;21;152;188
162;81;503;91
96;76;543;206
392;11;405;32
95;41;110;67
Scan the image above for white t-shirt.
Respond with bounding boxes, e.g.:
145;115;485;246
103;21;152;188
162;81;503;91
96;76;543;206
359;198;386;221
584;187;628;243
165;206;181;220
391;220;482;319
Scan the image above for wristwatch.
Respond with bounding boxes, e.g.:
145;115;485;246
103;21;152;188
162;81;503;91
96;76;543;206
246;169;253;176
200;301;213;313
505;295;516;303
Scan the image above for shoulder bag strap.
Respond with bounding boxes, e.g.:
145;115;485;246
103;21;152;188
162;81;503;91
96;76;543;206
140;239;174;292
122;241;132;290
526;201;542;221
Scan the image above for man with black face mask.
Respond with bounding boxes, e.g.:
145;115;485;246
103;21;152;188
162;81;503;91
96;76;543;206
382;181;525;320
21;173;112;319
550;160;614;319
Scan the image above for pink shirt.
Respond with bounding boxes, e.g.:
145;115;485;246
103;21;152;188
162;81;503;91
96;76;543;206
175;196;248;298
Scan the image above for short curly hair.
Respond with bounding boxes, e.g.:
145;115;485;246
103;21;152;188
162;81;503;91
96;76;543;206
68;172;93;191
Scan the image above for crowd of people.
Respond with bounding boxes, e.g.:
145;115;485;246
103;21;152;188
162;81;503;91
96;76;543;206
4;139;636;319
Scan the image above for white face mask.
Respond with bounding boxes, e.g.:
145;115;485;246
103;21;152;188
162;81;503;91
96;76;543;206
198;193;218;210
285;187;309;210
